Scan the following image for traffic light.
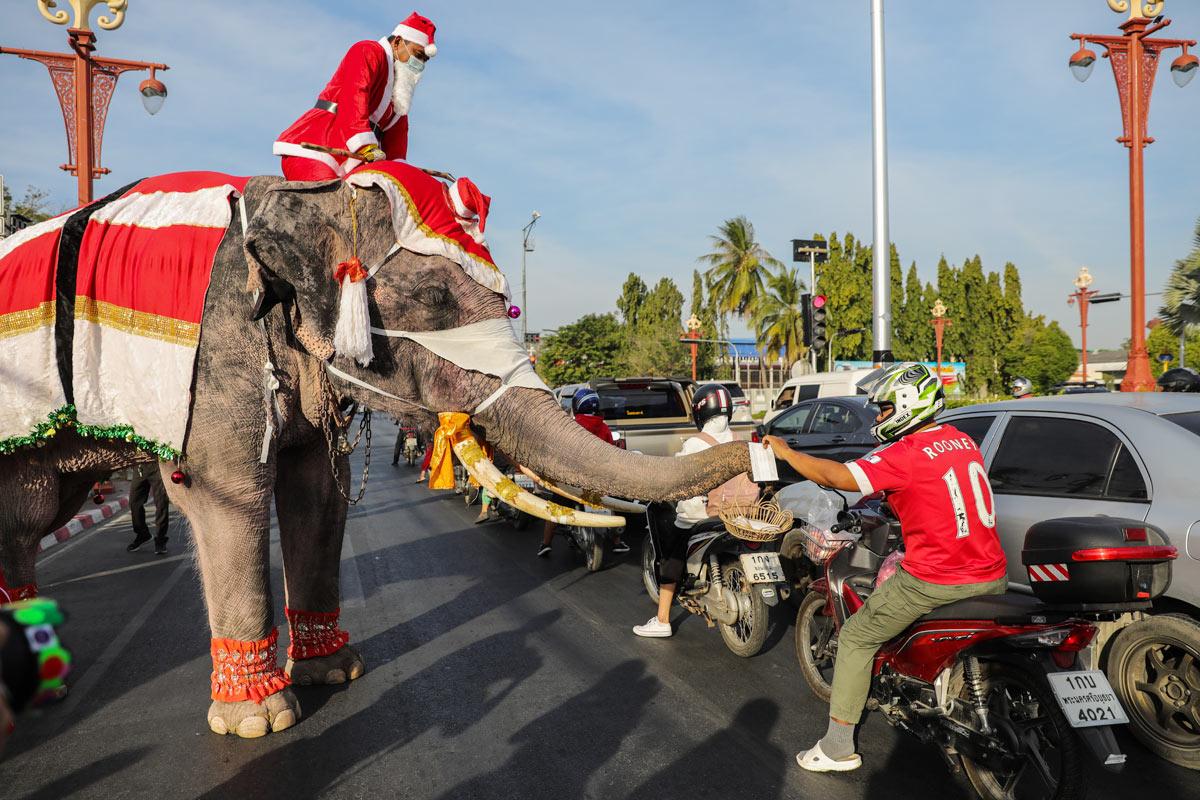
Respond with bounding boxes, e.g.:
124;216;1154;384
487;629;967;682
810;294;827;355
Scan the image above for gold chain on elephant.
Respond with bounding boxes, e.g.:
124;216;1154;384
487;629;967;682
321;401;373;506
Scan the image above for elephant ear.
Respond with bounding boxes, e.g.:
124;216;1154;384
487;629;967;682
243;179;349;359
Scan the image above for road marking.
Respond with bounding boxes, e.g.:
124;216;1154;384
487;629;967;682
39;554;188;588
52;559;191;723
35;512;126;567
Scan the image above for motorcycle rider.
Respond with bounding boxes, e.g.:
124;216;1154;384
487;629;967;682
538;388;628;555
633;384;740;638
763;362;1007;773
1010;376;1034;399
1157;366;1200;392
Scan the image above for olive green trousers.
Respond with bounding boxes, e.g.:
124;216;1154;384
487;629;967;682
829;566;1008;724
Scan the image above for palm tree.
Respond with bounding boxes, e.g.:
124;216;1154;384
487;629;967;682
1159;218;1200;360
699;216;784;318
754;267;808;364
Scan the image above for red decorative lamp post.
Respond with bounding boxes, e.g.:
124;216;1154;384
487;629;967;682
1068;0;1195;391
0;1;169;207
1067;266;1100;381
684;314;702;382
930;299;952;385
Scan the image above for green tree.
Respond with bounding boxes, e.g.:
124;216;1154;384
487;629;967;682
1004;315;1078;393
699;216;783;318
817;233;873;362
1147;323;1200;374
899;262;930;361
690;269;717;378
753;267;808;364
2;184;54;225
616;273;647;328
536;313;624;386
619;277;690;376
1158;218;1200;350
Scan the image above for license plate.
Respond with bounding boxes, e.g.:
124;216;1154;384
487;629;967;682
739;552;784;584
1046;670;1129;728
405;437;417;447
582;505;612;515
513;474;536;490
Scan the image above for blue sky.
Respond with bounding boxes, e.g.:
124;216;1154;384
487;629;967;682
2;1;1198;349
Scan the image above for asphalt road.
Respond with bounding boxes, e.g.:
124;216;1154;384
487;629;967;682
2;425;1195;799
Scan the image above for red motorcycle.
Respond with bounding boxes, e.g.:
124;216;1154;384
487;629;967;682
794;496;1177;800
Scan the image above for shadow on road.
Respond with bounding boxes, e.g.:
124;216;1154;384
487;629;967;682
433;658;661;800
624;697;787;800
14;746;151;800
192;609;564;799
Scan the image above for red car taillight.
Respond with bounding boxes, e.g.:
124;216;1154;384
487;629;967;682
750;431;761;443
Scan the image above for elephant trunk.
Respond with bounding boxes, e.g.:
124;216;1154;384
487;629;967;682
474;388;752;502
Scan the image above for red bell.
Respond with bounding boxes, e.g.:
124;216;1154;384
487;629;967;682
170;470;186;485
92;493;104;504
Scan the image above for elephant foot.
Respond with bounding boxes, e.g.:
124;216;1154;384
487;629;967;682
207;688;300;738
285;644;365;686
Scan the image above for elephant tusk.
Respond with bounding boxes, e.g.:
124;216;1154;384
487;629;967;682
518;467;648;515
451;437;623;528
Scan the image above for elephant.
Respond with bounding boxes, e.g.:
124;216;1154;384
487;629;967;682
0;173;753;738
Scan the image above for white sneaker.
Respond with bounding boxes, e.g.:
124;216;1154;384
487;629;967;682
632;617;672;638
795;742;862;773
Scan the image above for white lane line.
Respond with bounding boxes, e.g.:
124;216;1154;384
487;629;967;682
39;554;189;588
52;559;191;722
340;531;365;609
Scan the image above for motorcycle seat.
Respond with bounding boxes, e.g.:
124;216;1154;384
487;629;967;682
919;592;1043;623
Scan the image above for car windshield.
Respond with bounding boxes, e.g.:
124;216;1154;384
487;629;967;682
1163;411;1200;437
595;383;687;419
722;383;746;398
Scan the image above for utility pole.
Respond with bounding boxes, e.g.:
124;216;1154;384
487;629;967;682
870;0;893;364
520;211;540;342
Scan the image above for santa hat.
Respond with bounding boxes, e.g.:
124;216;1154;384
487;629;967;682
449;177;491;233
392;12;437;57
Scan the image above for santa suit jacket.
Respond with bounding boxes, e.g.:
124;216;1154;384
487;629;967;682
273;38;409;176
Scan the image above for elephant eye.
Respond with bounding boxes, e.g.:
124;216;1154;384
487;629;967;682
413;284;454;311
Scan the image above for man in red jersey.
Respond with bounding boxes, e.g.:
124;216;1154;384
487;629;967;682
274;12;437;180
764;363;1007;774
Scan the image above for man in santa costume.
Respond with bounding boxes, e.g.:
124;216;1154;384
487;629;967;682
274;12;437;180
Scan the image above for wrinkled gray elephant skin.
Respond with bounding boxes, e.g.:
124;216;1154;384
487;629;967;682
0;176;752;737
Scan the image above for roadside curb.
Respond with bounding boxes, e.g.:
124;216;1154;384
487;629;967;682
37;495;129;554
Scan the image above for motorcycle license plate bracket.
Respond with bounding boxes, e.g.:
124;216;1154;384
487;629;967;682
1046;670;1129;729
739;552;784;584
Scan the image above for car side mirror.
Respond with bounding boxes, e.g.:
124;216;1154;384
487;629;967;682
755;424;765;439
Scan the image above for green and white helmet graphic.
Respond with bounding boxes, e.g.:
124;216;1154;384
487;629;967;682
865;362;945;442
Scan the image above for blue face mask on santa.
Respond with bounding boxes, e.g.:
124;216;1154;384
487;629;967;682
403;55;426;74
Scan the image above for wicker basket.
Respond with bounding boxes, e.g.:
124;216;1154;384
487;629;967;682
795;523;860;563
718;498;794;542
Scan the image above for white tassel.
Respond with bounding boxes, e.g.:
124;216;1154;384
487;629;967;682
333;274;373;366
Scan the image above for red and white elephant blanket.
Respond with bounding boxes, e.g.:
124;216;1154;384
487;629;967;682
0;172;249;457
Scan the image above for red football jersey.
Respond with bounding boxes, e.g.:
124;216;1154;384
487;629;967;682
574;413;616;446
846;424;1006;585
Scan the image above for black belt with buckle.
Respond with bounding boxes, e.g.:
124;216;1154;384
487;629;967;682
314;99;338;113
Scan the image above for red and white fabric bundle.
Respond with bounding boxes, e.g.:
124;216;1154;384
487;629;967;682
0;171;248;456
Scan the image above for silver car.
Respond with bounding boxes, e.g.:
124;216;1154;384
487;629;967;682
943;393;1200;769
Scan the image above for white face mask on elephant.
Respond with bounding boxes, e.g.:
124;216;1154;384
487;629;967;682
325;317;549;415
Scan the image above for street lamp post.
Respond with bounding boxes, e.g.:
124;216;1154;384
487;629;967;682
1068;1;1195;391
930;299;952;386
0;1;169;207
1068;266;1100;381
520;211;540;343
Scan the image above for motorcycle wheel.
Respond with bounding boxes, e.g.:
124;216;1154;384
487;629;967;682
794;591;836;702
717;561;769;658
465;484;480;507
642;531;660;603
406;452;416;466
511;511;530;531
1105;613;1200;770
958;662;1085;800
569;527;605;573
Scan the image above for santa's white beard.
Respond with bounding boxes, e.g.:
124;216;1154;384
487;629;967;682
391;60;423;117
